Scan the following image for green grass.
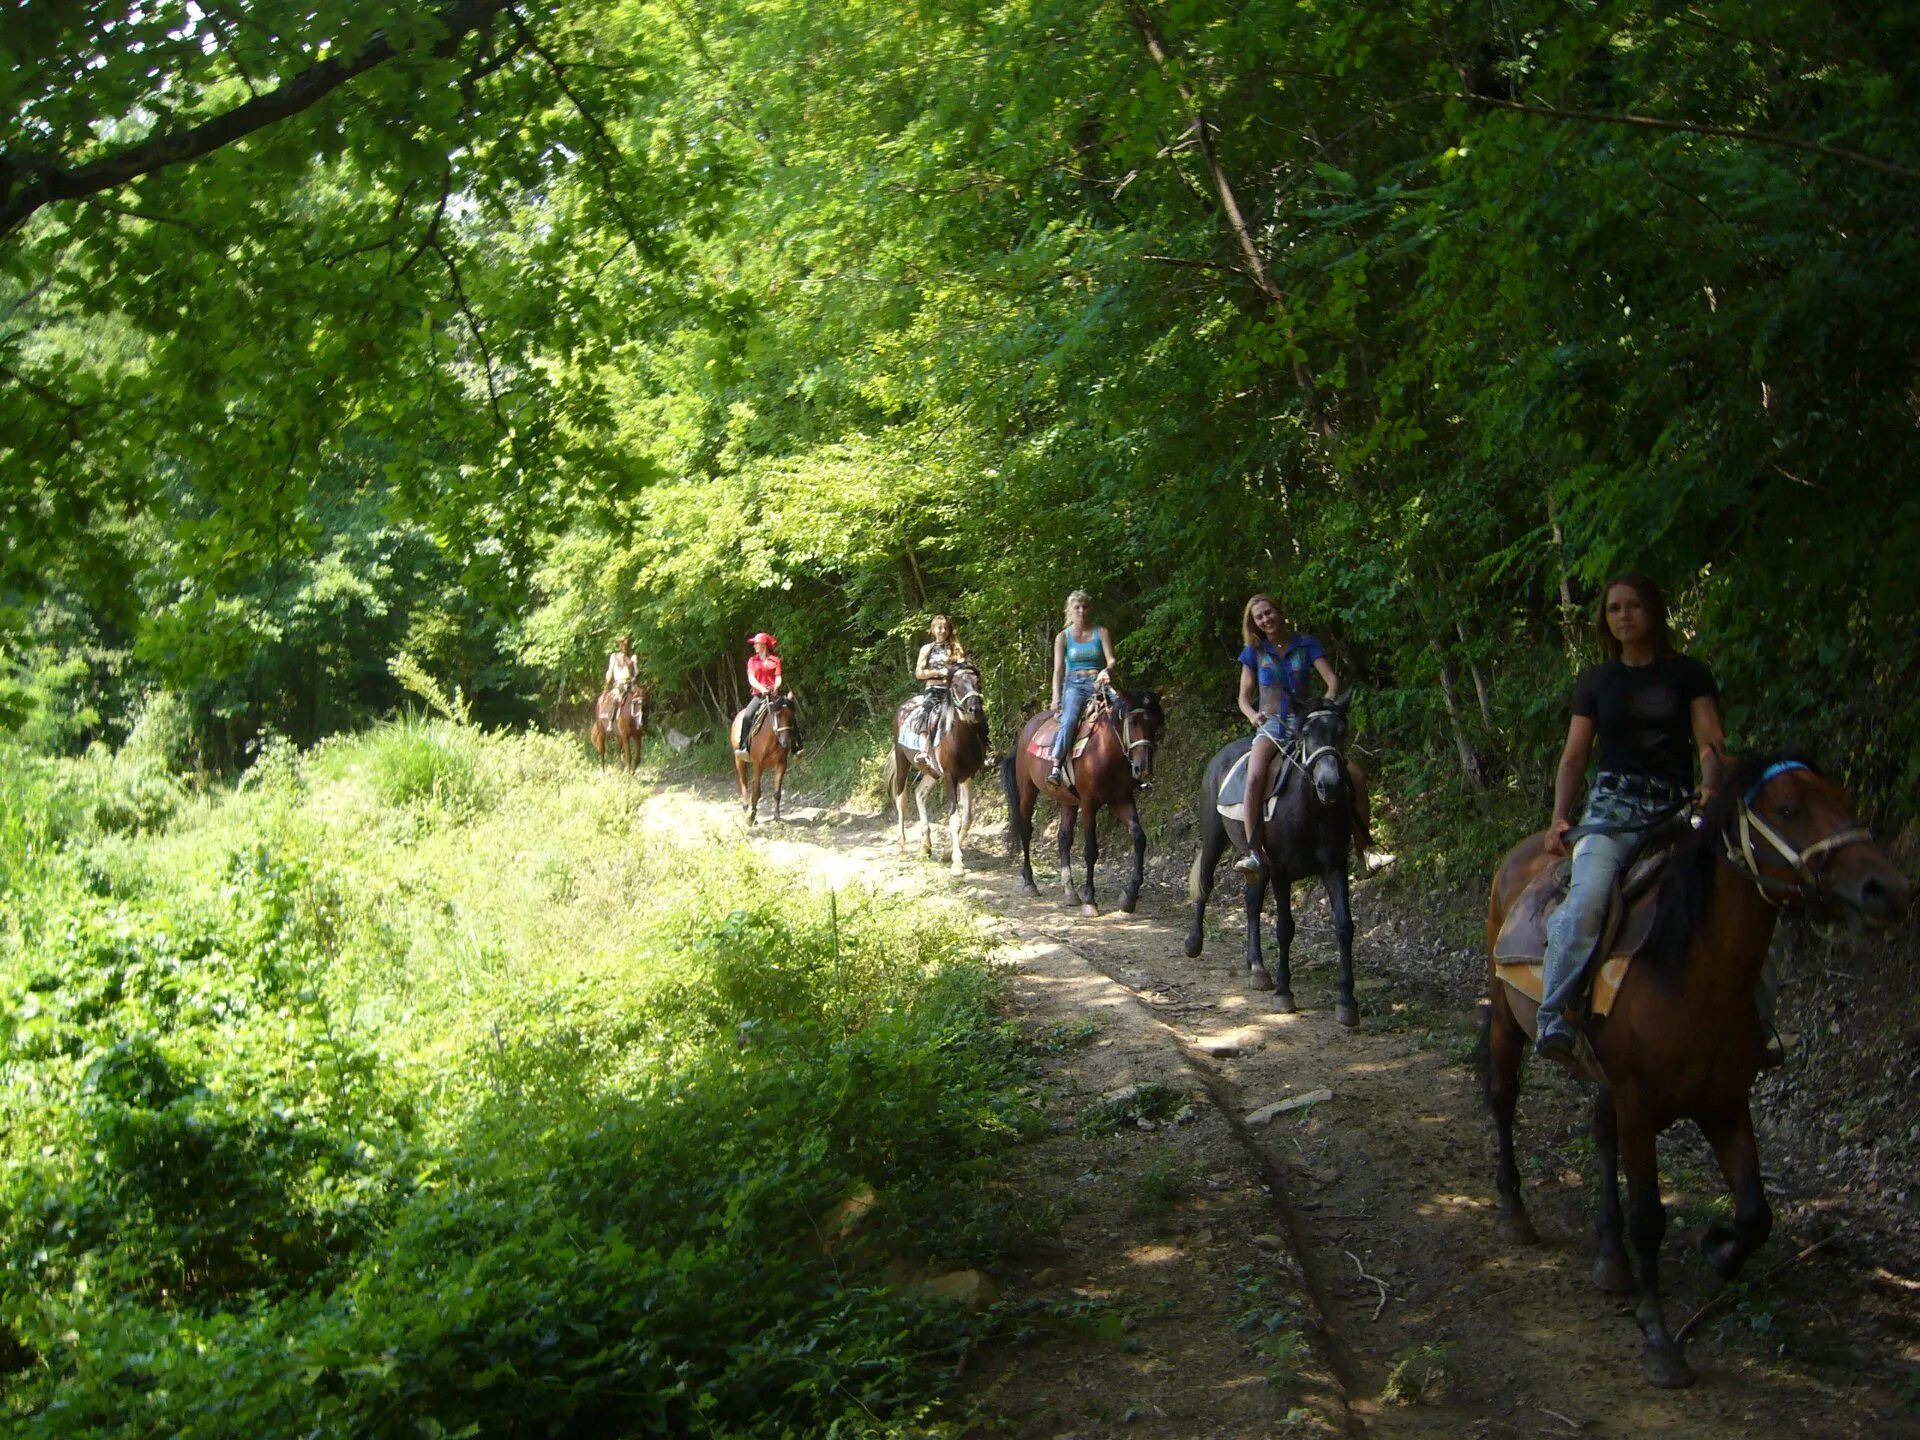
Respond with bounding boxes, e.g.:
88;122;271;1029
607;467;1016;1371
0;722;1041;1438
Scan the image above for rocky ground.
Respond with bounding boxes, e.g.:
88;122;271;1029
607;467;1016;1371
639;780;1920;1438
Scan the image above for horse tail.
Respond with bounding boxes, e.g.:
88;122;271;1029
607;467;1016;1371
1000;748;1021;851
883;746;904;796
1188;843;1206;905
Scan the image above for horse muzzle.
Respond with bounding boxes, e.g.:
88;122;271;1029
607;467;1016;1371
1833;866;1915;930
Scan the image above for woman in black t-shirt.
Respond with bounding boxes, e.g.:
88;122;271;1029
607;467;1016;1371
1536;574;1728;1065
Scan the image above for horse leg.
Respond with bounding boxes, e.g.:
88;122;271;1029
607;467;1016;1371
1325;863;1358;1027
1056;802;1078;903
735;752;750;814
1078;804;1100;913
1592;1086;1633;1293
1619;1104;1694;1388
1113;799;1145;914
916;773;935;857
1270;885;1299;1012
771;756;785;822
1243;867;1275;993
893;757;911;852
1487;981;1537;1244
592;720;607;767
1185;809;1226;958
1698;1105;1772;1282
949;778;970;877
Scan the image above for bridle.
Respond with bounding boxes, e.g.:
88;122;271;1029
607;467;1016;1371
1104;687;1157;781
1290;708;1348;788
1722;761;1874;906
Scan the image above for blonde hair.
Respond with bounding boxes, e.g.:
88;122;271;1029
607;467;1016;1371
1063;589;1092;626
929;614;965;659
1241;593;1286;649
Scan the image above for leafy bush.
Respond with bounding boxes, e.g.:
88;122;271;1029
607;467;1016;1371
359;716;484;811
1;723;1039;1437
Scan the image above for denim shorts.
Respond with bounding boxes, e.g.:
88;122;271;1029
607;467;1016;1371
1254;714;1293;747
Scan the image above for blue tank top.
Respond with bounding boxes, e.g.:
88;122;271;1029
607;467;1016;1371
1064;629;1104;672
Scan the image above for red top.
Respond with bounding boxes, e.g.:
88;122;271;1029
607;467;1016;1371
748;654;783;694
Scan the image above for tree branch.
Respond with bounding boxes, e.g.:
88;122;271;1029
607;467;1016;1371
1460;92;1920;184
0;0;514;244
429;235;507;432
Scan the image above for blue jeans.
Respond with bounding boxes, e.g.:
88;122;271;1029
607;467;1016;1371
1051;673;1097;763
1539;785;1677;1027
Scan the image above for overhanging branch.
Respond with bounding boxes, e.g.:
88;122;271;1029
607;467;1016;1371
0;0;514;243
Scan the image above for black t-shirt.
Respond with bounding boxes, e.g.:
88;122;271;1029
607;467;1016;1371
1571;654;1718;789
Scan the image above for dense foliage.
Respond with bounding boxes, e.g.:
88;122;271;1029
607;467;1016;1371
0;726;1039;1434
7;0;1920;841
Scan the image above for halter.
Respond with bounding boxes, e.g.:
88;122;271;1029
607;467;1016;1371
1722;761;1874;905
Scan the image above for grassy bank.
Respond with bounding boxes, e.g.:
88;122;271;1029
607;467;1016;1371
0;722;1040;1437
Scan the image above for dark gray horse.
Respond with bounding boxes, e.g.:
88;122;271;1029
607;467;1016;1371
1184;696;1359;1025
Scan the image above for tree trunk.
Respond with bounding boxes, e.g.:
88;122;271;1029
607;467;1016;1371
1432;638;1487;790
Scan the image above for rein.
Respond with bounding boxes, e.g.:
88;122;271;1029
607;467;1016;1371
1721;761;1873;905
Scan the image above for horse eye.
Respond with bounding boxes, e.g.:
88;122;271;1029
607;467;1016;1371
1775;804;1801;823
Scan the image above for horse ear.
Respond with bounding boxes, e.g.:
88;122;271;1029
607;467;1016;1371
1334;691;1353;712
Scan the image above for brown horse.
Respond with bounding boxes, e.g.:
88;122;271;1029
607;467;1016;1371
885;662;989;875
1486;755;1911;1388
591;687;646;772
731;691;800;824
1002;687;1164;915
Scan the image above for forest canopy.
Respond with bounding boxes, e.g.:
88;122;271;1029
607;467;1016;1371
6;0;1920;833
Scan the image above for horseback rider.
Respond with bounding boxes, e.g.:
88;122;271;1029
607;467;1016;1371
1047;590;1116;789
912;614;966;741
1536;573;1728;1066
1234;594;1341;876
736;631;784;756
604;635;640;704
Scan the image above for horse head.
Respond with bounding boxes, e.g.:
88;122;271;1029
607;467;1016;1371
1111;687;1164;786
948;663;985;726
1722;758;1911;930
1297;695;1351;808
768;692;800;751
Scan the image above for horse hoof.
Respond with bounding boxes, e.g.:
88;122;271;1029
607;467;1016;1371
1593;1252;1633;1294
1335;1000;1360;1028
1641;1344;1695;1389
1699;1225;1747;1281
1183;932;1203;959
1080;903;1100;918
1497;1211;1539;1246
1117;892;1138;914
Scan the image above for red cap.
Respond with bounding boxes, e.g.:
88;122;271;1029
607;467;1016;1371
748;631;778;647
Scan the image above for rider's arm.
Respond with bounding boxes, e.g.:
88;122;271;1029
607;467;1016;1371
1691;696;1728;806
1095;626;1116;687
914;643;938;682
1314;656;1340;699
1238;663;1263;726
1545;715;1596;857
1050;630;1065;709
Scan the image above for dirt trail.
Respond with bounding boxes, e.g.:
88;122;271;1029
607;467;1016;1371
636;785;1920;1439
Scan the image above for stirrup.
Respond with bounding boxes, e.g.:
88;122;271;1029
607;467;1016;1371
1234;851;1266;877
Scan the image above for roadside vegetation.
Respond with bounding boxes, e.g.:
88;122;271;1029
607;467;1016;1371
0;724;1040;1437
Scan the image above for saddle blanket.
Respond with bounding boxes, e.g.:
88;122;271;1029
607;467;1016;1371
1491;849;1671;1019
1025;711;1096;761
1214;750;1294;822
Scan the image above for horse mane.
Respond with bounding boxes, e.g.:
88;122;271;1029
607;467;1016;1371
1114;688;1164;727
1640;751;1819;980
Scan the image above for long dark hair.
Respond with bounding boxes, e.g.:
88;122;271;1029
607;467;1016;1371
1594;573;1674;661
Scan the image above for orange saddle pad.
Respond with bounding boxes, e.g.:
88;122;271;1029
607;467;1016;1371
1492;850;1670;1018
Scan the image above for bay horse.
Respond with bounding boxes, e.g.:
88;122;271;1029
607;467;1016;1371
591;687;646;772
1184;697;1360;1025
731;692;800;824
1002;686;1164;915
885;662;990;876
1486;755;1911;1388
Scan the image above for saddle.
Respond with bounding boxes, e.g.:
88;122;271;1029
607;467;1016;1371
1492;834;1680;1023
1025;699;1105;762
1215;749;1296;823
731;702;771;749
598;687;638;724
896;695;948;769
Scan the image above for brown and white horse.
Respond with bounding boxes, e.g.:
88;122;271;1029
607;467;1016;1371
885;662;989;875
